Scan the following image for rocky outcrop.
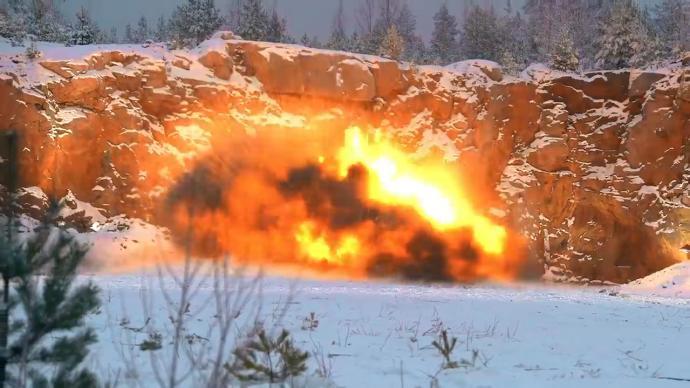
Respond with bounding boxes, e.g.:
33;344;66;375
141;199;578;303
0;35;688;283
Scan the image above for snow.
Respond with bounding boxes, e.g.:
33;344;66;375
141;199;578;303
78;217;178;273
622;262;690;299
66;217;690;387
445;59;501;76
60;191;108;225
83;270;690;388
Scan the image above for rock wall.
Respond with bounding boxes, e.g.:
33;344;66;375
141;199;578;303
0;35;688;283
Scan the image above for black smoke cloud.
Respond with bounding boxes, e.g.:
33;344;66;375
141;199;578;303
163;158;484;282
279;164;379;230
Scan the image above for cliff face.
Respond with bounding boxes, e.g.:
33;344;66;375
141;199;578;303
0;34;688;283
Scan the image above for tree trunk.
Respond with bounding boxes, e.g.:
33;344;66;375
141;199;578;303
0;277;9;388
0;130;19;387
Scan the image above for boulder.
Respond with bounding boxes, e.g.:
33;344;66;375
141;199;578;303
47;75;109;111
39;60;88;79
140;61;167;88
678;69;690;102
543;82;601;114
629;71;665;99
527;138;570;172
172;56;192;70
446;60;503;82
236;43;304;94
300;53;375;101
539;103;568;137
370;60;408;98
198;50;233;80
682;51;690;66
140;87;183;118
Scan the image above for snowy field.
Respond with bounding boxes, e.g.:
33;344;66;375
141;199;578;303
83;270;690;388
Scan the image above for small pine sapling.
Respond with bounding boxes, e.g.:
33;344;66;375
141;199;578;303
432;329;459;369
24;42;41;60
226;328;308;383
7;200;102;387
139;331;163;351
551;29;580;72
0;132;101;387
301;312;319;331
379;25;405;61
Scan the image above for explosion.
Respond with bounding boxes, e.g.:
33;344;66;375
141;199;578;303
336;127;506;255
163;125;522;282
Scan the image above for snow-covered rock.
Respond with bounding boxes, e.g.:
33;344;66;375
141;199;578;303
446;59;503;81
0;37;688;283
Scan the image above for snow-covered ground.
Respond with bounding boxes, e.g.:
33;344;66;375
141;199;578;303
84;269;690;388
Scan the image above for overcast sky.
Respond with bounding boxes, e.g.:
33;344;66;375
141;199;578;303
57;0;520;40
59;0;658;42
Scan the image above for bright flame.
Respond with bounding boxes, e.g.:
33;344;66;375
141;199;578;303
295;221;360;265
163;122;519;282
337;127;506;255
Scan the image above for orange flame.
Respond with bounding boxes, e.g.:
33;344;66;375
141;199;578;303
163;123;521;283
320;126;506;255
295;221;360;265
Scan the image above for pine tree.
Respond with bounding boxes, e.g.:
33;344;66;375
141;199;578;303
595;0;655;69
154;15;168;42
551;28;579;71
308;35;322;49
266;7;287;43
430;3;459;64
226;329;308;383
356;0;402;55
326;0;349;51
134;16;149;44
462;4;503;62
124;23;134;43
299;32;310;47
379;24;404;60
68;6;99;46
499;4;531;70
26;0;69;42
0;3;27;44
0;132;101;387
524;0;606;70
499;49;521;75
376;0;400;31
412;39;434;64
523;0;563;61
355;0;376;38
349;31;366;53
107;26;118;43
169;0;223;47
8;202;101;386
395;1;419;60
238;0;269;41
653;0;690;57
226;0;244;32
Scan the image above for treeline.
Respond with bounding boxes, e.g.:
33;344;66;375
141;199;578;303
290;0;689;71
1;0;688;71
0;0;108;46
